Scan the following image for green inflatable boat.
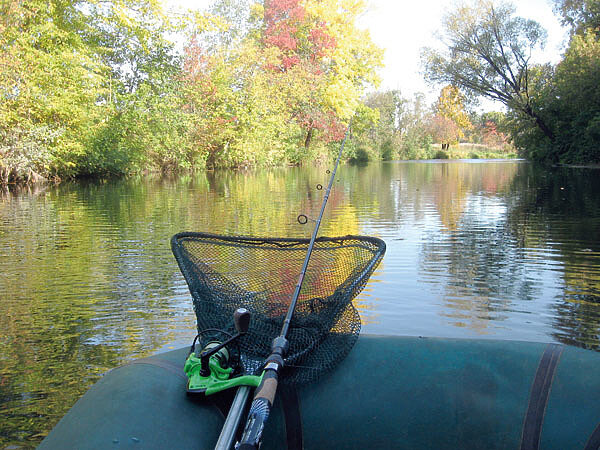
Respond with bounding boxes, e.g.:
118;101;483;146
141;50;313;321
39;335;600;449
41;234;600;449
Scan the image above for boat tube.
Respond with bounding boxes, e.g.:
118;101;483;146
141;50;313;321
39;335;600;449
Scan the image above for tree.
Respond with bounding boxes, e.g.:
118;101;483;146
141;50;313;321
182;34;297;168
0;0;191;182
434;85;472;148
427;115;461;149
0;0;107;181
552;0;600;36
360;90;434;161
260;0;382;153
421;1;555;143
545;31;600;163
481;120;511;148
1;0;383;183
353;90;404;161
474;111;511;148
182;0;382;167
398;93;434;159
258;0;344;152
305;0;383;117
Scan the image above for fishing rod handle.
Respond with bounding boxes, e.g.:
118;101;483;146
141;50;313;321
237;369;278;449
237;336;287;448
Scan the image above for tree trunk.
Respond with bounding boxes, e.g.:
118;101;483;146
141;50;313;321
206;146;217;170
304;126;314;150
525;105;555;142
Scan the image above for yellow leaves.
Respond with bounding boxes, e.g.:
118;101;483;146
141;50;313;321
295;0;382;120
113;4;133;29
263;46;285;68
355;102;379;129
435;85;472;140
250;2;264;22
190;11;229;35
325;78;359;119
303;0;366;27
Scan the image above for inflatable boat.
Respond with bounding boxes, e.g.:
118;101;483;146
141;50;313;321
39;335;600;449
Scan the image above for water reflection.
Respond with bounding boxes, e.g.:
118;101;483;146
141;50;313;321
507;165;600;349
1;162;600;447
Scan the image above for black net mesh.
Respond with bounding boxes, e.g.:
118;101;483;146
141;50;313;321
171;232;385;385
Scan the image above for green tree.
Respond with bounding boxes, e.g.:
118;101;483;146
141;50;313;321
80;0;193;174
547;32;600;163
421;1;555;143
181;24;300;168
399;93;434;160
0;0;107;181
505;26;600;164
0;0;192;182
552;0;600;35
502;0;600;164
360;90;405;160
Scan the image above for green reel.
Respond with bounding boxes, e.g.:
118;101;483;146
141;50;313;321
184;309;264;396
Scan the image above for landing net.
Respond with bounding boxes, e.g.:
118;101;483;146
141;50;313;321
171;232;385;385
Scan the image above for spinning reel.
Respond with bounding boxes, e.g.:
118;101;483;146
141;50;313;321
184;308;264;395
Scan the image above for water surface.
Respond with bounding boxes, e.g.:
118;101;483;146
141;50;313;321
1;161;600;447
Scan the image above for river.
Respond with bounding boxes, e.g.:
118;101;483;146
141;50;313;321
1;160;600;448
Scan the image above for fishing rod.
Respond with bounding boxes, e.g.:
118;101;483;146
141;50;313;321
235;119;354;450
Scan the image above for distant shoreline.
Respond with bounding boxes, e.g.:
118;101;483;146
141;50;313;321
556;164;600;169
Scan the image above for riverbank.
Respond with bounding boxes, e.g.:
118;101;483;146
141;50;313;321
1;146;519;188
438;143;518;160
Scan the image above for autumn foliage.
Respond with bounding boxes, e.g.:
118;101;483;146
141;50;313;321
0;0;382;183
180;0;380;167
482;121;511;149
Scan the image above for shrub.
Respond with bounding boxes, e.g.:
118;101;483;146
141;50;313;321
0;126;61;183
349;146;371;163
380;138;395;161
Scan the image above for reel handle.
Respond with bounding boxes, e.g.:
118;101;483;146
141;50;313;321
234;308;251;333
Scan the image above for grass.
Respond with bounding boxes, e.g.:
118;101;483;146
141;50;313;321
428;143;518;160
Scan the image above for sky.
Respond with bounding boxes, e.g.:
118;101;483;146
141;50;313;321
166;0;570;110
